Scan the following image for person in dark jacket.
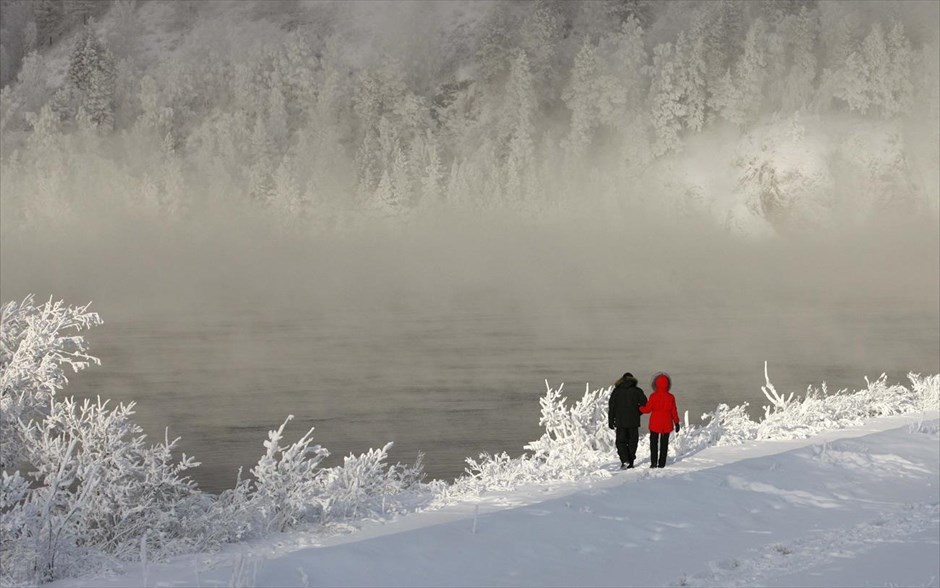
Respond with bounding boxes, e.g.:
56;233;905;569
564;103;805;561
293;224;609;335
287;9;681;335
640;371;681;468
608;372;647;469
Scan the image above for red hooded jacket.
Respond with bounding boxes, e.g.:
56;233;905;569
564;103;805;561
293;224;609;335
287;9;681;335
640;373;680;434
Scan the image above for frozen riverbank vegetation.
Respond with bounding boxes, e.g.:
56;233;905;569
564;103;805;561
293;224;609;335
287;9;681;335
1;295;938;586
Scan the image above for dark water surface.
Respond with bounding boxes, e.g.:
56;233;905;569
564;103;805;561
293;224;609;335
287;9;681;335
65;298;940;493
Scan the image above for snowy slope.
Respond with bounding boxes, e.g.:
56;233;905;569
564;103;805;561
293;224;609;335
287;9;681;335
53;412;940;588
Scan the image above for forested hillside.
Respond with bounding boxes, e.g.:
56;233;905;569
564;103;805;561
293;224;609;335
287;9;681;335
1;0;938;235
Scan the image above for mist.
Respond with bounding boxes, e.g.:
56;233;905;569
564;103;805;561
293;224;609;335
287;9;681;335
3;207;937;489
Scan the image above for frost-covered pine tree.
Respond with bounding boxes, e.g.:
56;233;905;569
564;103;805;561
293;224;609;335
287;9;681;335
390;143;412;210
779;7;818;112
562;40;603;158
247;117;276;205
67;25;116;129
607;15;648;114
647;42;684;156
885;22;914;118
160;132;184;217
674;31;707;132
734;18;769;126
267;85;289;145
503;51;537;205
273;155;305;224
64;0;97;26
518;0;562;106
710;18;768;128
860;22;891;115
32;0;63;47
369;169;398;217
412;129;443;206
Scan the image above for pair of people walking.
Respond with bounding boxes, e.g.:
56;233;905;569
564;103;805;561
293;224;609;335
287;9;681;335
608;371;680;469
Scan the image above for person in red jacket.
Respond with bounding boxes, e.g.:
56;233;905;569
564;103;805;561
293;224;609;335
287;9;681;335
639;371;681;468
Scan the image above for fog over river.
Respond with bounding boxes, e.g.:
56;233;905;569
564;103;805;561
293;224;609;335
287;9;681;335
2;216;937;492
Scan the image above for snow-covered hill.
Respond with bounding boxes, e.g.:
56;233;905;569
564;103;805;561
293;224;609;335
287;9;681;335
1;0;938;235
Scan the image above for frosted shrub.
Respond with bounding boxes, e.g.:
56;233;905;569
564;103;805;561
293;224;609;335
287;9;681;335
909;373;940;411
248;415;329;533
1;295;436;586
456;452;537;494
451;382;615;495
1;297;216;585
241;418;430;533
315;444;428;520
524;382;615;479
673;403;759;459
456;366;939;497
0;295;101;468
4;396;204;584
756;370;940;440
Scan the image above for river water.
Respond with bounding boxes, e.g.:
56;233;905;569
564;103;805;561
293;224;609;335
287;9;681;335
5;218;938;493
64;297;939;493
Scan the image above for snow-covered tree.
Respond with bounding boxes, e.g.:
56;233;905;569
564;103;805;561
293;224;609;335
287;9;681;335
247;116;275;205
272;155;305;224
710;18;769;127
518;0;563;106
779;7;818;112
647;42;684;156
834;21;913;119
562;40;605;157
735;18;769;125
267;85;289;145
108;0;144;58
674;31;708;132
32;0;64;47
606;16;648;114
64;0;96;26
66;25;116;129
884;22;914;118
503;51;537;204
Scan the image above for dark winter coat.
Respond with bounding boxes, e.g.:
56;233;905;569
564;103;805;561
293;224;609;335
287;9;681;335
608;376;647;429
640;373;680;434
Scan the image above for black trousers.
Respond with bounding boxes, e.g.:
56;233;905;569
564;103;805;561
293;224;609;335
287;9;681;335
650;432;671;468
615;427;639;465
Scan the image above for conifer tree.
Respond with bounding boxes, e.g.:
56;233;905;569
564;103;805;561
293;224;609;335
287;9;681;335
504;51;536;203
67;25;115;129
32;0;63;47
780;7;818;112
885;22;913;117
647;42;684;155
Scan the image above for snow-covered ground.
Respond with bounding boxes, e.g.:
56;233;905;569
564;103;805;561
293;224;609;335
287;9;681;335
54;411;940;588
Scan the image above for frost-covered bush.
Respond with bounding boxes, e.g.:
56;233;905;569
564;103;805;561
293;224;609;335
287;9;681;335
451;381;616;495
1;295;101;468
0;296;434;586
757;371;940;440
246;415;330;533
524;382;615;478
672;402;759;459
2;397;205;584
316;443;428;520
235;417;431;534
450;364;939;497
0;297;207;585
